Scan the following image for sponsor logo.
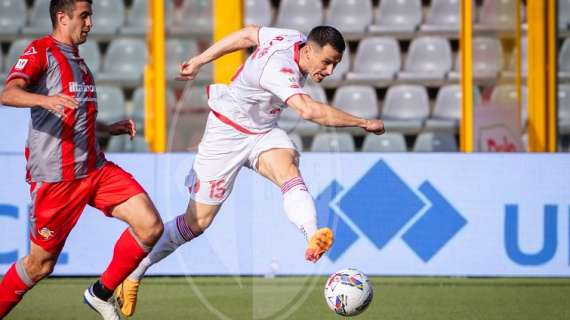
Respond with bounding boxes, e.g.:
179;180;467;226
69;82;96;93
15;59;28;70
38;227;55;241
23;47;37;56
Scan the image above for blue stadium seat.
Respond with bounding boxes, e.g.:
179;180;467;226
78;40;101;75
362;132;407;152
346;37;401;86
413;132;458;152
98;38;147;88
275;0;323;35
382;85;429;134
90;0;124;38
398;36;452;84
245;0;273;27
22;0;51;37
369;0;422;34
0;0;27;37
326;0;373;38
310;132;355;152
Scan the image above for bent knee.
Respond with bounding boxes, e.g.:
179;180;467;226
24;256;56;282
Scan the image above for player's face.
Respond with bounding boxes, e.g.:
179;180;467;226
63;2;93;45
307;44;342;83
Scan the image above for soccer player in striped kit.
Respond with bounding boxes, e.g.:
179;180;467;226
115;25;385;316
0;1;163;319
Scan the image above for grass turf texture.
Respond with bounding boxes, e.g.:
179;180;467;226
4;277;570;319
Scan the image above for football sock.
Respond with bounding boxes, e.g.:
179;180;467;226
97;228;150;300
0;259;35;317
281;176;318;241
128;215;196;281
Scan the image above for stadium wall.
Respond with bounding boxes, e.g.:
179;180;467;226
1;153;569;277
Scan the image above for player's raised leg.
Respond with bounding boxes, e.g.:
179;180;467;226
256;148;333;263
116;199;221;317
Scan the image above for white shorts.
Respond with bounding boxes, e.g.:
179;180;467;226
185;112;299;205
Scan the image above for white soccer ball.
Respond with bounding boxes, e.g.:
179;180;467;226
324;268;373;317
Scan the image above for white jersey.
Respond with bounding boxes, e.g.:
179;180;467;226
207;27;308;133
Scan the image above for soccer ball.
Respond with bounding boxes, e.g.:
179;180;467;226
324;268;373;317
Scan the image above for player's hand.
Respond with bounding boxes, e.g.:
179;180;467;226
108;119;137;139
177;58;201;81
363;119;385;135
41;94;78;116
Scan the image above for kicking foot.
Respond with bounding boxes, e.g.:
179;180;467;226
305;227;334;263
83;286;121;320
115;278;140;317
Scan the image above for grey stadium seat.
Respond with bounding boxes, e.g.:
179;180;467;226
369;0;422;34
98;38;147;87
310;132;355;152
502;36;527;79
559;38;570;80
245;0;272;27
398;36;452;84
421;0;462;33
0;0;27;37
22;0;51;37
96;86;126;124
362;132;407;152
425;84;480;133
166;39;198;80
275;0;323;35
78;40;101;75
558;84;570;134
320;49;350;88
472;37;504;80
346;37;401;85
325;0;373;37
122;0;174;36
413;132;458;152
131;87;175;133
477;0;519;30
5;39;31;72
170;0;212;36
560;0;570;30
382;85;429;134
90;0;124;38
332;85;379;120
490;84;528;127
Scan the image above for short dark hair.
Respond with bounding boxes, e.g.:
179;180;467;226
307;26;346;54
50;0;92;27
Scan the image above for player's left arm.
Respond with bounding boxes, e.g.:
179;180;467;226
287;94;385;135
97;119;136;139
178;25;260;80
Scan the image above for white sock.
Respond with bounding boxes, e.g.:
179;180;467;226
128;214;196;281
281;176;317;241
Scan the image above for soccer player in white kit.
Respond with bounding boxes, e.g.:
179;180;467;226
115;25;385;316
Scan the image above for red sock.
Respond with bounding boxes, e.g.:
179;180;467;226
100;229;149;291
0;263;33;317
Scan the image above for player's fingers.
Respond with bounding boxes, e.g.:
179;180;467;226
129;119;136;139
58;94;79;108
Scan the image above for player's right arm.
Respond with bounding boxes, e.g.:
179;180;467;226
1;79;78;116
287;94;385;135
178;25;260;80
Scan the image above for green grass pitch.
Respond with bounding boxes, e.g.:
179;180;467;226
5;276;570;319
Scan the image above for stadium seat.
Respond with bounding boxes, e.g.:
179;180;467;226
421;0;463;33
288;133;303;151
369;0;422;34
98;38;147;88
78;40;101;75
398;36;452;84
96;86;126;124
362;132;407;152
170;0;212;36
325;0;373;37
0;0;27;37
558;84;570;134
472;37;504;80
245;0;272;27
346;37;401;86
90;0;124;38
22;0;51;36
166;39;198;80
559;0;570;30
5;39;31;72
490;84;528;126
477;0;520;30
275;0;323;35
332;85;379;120
303;81;327;103
503;37;527;79
122;0;174;36
310;132;355;152
131;87;175;133
127;136;150;152
382;85;429;134
413;132;458;152
425;85;480;133
320;49;350;88
559;38;570;80
106;135;126;152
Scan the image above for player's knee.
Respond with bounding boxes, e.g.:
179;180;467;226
140;218;164;245
24;256;56;281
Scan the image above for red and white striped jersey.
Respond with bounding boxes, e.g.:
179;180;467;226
5;36;106;183
207;27;309;134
